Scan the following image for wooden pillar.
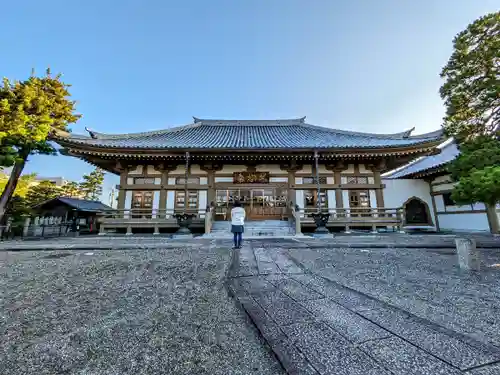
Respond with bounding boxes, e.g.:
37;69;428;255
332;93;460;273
370;159;386;208
373;170;385;208
334;170;343;208
200;163;223;207
116;165;128;212
207;169;216;205
287;171;295;204
427;179;440;231
280;162;303;208
159;170;168;217
326;161;347;209
156;163;179;218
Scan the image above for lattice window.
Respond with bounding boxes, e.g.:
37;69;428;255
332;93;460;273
345;176;368;184
442;192;455;207
133;177;155;184
304;190;328;208
175;191;199;209
175;177;200;185
303;177;327;184
349;190;370;208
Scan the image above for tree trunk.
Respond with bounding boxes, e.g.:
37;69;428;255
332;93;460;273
0;152;28;223
486;203;500;234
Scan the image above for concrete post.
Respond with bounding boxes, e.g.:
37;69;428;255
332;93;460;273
295;209;302;236
153;225;160;235
98;225;106;236
126;225;133;236
455;238;480;271
371;223;377;234
344;224;351;234
23;217;31;237
204;209;212;234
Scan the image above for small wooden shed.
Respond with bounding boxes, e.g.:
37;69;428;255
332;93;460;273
33;197;112;233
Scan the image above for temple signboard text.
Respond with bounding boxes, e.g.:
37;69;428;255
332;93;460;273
233;172;270;184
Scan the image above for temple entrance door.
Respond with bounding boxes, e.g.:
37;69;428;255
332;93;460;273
404;198;431;225
131;191;153;218
215;188;287;220
249;188;282;219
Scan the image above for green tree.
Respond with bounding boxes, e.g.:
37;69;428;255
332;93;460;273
60;181;82;198
4;196;30;223
25;181;61;208
79;168;104;200
440;12;500;141
0;172;37;198
440;12;500;233
0;70;80;220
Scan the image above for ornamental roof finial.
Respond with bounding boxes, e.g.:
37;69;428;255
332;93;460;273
85;127;98;139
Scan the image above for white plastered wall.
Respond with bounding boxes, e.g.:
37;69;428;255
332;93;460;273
327;191;336;209
382;178;436;228
430;174;490;232
438;213;490;232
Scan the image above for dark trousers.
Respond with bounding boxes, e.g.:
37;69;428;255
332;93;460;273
233;232;242;247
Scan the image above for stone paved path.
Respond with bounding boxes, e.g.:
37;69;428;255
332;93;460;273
228;239;500;375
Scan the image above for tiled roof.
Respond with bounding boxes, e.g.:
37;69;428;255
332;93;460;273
56;117;444;150
36;197;112;212
384;140;459;178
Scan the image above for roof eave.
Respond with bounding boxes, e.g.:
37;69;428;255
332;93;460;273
54;138;444;155
390;165;449;179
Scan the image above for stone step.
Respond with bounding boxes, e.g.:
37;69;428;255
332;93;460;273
210;219;294;237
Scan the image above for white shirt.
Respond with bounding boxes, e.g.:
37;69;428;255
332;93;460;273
231;207;246;226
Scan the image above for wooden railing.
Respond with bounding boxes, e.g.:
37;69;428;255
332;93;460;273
300;207;405;233
97;208;204;235
98;208;202;220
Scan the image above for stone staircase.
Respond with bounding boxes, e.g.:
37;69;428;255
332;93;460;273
204;220;295;238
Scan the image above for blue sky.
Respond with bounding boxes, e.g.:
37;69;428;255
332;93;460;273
1;0;498;203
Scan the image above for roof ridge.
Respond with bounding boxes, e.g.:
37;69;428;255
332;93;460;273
84;123;200;139
300;123;441;140
193;117;306;126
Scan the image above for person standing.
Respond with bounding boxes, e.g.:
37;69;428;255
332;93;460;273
231;201;245;249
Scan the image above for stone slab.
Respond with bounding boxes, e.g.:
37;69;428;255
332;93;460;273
238;276;278;295
269;251;304;274
283;321;392;375
270;277;325;301
239;296;288;345
290;274;384;311
256;291;315;326
360;305;500;369
271;339;321;375
171;234;194;239
360;336;463;375
466;363;500;375
299;298;390;343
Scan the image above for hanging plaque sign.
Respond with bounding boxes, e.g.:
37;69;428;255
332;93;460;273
233;172;270;184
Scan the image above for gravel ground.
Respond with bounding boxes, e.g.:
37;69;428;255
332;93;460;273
0;247;284;375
